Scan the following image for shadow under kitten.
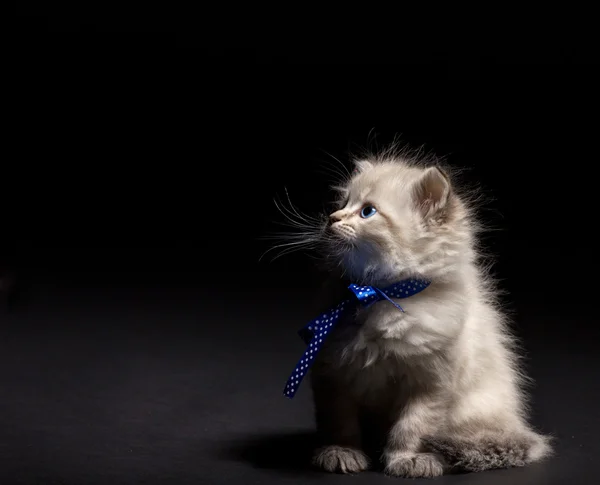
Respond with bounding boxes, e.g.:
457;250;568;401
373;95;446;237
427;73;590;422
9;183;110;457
219;431;319;476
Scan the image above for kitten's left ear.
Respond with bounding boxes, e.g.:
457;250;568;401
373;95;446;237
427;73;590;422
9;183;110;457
412;166;452;218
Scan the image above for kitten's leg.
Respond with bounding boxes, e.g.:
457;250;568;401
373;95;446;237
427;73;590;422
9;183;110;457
383;395;447;478
423;426;553;472
311;379;369;474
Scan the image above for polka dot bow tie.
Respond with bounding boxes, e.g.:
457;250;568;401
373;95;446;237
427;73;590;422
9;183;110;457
283;278;431;398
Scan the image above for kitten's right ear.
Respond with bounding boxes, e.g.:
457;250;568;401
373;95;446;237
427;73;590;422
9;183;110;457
412;166;452;218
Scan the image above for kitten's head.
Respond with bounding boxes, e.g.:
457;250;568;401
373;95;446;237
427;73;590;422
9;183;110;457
323;158;475;284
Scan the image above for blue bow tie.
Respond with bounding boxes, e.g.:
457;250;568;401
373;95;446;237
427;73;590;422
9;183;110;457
283;278;431;398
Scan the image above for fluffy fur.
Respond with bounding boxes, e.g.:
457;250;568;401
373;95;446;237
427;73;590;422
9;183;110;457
276;147;551;478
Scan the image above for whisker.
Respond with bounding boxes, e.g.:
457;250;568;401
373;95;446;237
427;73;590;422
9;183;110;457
320;149;351;179
269;220;321;231
258;239;316;262
261;186;338;264
316;165;349;187
275;194;320;227
273;198;315;230
269;244;319;262
259;233;320;243
283;187;322;224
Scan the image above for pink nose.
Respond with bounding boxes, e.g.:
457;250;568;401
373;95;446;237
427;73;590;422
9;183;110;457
329;211;344;223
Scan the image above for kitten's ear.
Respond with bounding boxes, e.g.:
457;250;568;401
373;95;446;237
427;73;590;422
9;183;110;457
412;166;451;218
353;160;374;174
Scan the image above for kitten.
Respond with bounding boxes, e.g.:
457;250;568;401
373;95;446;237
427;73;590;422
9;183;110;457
298;151;551;478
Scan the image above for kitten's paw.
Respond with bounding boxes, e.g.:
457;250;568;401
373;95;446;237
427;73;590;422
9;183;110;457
384;451;446;478
312;445;370;474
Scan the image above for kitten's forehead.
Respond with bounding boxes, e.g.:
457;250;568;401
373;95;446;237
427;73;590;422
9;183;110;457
348;161;422;202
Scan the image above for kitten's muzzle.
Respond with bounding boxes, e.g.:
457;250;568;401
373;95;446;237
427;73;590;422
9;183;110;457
328;222;357;244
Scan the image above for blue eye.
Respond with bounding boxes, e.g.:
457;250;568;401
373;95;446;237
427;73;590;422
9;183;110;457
360;205;377;218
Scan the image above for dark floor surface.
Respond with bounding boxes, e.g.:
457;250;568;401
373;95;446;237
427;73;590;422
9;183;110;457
1;273;598;485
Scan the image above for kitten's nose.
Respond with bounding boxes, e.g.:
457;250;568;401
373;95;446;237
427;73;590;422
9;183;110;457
329;210;344;224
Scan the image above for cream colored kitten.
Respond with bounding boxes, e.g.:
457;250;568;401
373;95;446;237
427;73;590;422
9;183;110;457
305;152;551;478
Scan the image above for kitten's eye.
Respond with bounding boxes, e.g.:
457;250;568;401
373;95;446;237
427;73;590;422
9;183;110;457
360;205;377;218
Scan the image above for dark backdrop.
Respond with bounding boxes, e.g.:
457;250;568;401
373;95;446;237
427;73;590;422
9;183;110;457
3;5;600;485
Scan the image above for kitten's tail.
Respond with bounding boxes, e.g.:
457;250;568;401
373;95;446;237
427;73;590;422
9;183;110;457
423;430;552;473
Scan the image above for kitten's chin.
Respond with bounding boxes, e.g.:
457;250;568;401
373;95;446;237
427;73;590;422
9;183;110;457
326;232;357;257
341;254;411;287
328;229;356;246
327;238;409;285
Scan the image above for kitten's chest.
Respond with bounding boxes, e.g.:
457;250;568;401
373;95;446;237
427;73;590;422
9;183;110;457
351;301;416;347
321;307;428;402
344;355;413;407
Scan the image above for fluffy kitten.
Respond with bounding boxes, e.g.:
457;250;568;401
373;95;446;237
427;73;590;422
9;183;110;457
300;151;551;478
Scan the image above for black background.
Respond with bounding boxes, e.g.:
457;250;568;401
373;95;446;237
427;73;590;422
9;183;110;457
3;5;600;485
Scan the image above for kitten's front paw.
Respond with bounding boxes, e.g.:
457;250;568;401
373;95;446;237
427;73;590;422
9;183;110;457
312;445;370;474
384;451;446;478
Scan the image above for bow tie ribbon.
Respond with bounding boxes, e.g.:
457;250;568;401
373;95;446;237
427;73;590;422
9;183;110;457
283;278;431;398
